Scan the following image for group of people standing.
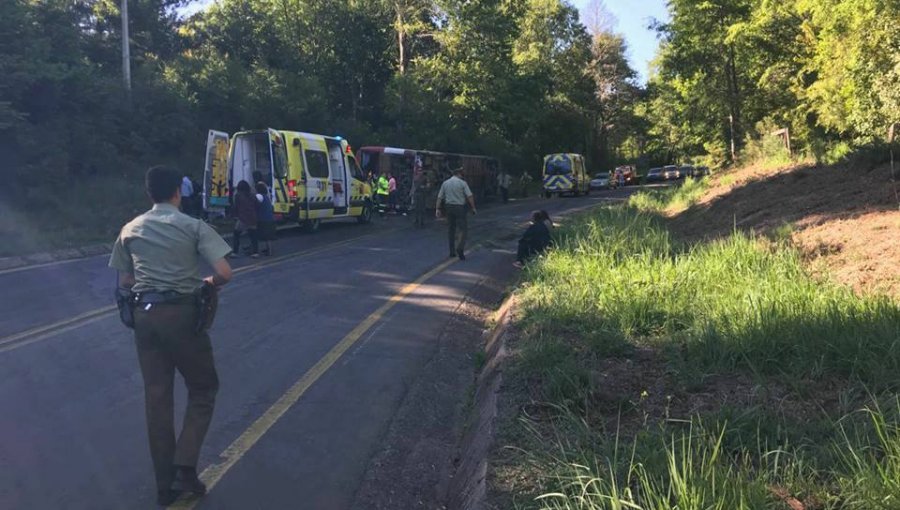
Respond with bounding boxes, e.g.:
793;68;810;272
373;171;398;217
229;180;276;258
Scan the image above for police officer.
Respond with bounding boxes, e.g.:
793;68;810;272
436;167;476;260
109;166;233;506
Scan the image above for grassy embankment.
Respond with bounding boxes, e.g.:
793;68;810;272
490;177;900;509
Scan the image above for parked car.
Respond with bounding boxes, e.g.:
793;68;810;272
663;165;680;180
679;165;695;179
645;167;665;183
590;172;612;190
694;165;710;177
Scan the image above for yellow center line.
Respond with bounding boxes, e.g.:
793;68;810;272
0;231;380;353
169;255;460;509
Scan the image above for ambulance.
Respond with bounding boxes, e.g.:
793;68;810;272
542;153;589;198
203;129;373;230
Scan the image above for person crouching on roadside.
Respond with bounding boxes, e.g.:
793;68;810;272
231;180;259;258
255;182;276;256
513;210;552;268
538;209;554;233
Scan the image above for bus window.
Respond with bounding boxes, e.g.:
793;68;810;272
360;151;379;176
347;155;365;180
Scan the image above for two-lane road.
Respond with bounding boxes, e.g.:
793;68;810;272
0;188;636;509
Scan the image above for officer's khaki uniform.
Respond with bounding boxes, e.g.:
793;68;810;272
437;175;473;256
109;203;231;492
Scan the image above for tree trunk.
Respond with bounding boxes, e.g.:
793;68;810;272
726;43;742;160
397;10;406;74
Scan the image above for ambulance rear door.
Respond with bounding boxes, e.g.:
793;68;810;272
204;130;230;215
267;128;290;218
326;138;350;214
299;136;333;218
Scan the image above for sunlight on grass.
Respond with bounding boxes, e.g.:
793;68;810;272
629;178;708;214
517;206;900;384
501;194;900;509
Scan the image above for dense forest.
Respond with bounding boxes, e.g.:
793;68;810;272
1;0;898;251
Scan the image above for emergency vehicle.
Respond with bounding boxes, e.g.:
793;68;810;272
203;129;373;231
542;153;589;197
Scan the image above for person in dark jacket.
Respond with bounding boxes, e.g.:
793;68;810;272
231;180;259;258
514;211;552;268
255;181;276;256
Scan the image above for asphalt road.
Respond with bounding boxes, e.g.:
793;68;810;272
0;187;637;509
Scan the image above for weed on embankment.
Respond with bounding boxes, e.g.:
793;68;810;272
490;185;900;509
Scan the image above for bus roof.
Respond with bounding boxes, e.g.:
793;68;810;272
359;146;497;162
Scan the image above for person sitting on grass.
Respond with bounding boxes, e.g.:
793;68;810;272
514;210;552;268
538;209;554;233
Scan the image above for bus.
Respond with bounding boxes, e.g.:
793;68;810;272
357;147;500;211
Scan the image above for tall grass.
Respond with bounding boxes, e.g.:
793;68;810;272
535;420;792;510
501;197;900;509
518;206;900;386
629;178;707;214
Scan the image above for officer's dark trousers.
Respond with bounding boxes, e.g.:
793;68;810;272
446;204;468;255
134;302;219;491
501;186;509;203
414;191;428;226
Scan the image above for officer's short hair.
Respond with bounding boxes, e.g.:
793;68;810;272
146;166;182;203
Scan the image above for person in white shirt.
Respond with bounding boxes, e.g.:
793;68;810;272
180;176;195;216
437;168;476;260
497;171;512;203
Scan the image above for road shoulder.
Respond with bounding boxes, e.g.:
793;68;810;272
351;249;519;510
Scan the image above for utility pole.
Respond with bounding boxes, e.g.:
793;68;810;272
121;0;132;94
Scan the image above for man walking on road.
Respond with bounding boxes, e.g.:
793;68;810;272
109;166;233;506
437;167;476;260
497;170;512;203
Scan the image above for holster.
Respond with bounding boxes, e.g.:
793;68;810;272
115;287;138;329
194;282;219;334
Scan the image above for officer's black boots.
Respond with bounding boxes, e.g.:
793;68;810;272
157;489;179;506
171;465;207;496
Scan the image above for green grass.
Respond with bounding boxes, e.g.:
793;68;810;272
517;206;900;386
493;191;900;509
629;178;708;213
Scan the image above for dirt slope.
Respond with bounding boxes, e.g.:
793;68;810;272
668;158;900;298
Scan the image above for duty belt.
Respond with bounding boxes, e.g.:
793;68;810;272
137;290;194;305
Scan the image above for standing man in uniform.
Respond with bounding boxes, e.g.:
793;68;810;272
497;170;512;204
376;172;390;217
109;166;233;506
436;167;476;260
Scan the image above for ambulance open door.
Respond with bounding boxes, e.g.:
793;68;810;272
204;130;230;216
326;139;349;213
266;128;289;216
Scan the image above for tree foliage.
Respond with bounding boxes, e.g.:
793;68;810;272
644;0;900;166
2;0;643;217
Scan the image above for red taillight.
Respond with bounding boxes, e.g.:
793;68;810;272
287;180;297;198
